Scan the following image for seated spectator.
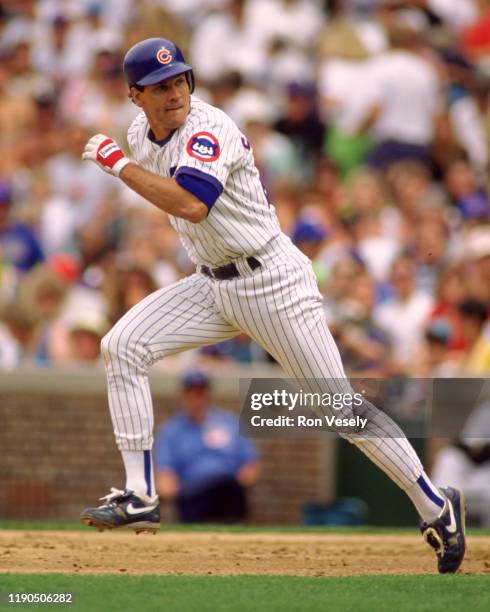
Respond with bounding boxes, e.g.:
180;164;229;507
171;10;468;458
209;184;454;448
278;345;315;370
414;318;459;376
457;299;490;374
274;82;325;179
429;265;468;352
68;312;110;365
374;255;434;370
0;182;44;273
444;159;489;225
432;400;490;526
336;270;391;376
0;300;38;368
154;370;260;523
292;215;329;287
106;265;158;324
19;263;70;366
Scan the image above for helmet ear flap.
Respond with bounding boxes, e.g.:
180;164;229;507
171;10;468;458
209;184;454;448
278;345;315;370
186;71;195;94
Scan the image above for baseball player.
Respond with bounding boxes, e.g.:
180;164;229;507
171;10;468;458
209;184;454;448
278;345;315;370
80;38;465;573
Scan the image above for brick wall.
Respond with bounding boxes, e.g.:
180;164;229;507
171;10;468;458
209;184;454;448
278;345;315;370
0;370;336;525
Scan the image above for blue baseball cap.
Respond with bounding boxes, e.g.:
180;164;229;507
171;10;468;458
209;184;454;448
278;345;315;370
181;369;210;389
292;217;328;243
457;193;489;220
425;319;451;344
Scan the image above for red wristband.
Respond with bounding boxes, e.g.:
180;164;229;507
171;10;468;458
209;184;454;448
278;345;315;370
97;138;125;169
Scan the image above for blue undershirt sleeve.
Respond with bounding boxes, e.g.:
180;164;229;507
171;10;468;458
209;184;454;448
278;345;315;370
174;166;223;211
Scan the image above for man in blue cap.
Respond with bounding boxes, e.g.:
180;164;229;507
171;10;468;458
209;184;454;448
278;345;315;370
153;369;260;522
0;182;44;273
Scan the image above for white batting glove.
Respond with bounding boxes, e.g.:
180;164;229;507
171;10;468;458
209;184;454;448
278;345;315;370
82;133;131;177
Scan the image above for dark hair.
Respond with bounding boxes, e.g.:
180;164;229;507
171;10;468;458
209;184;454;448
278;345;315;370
458;299;488;324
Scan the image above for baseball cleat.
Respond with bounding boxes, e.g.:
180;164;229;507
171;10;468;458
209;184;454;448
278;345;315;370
80;488;160;534
420;487;466;574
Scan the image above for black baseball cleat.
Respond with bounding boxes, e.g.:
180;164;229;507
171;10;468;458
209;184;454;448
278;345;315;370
80;488;160;534
420;487;466;574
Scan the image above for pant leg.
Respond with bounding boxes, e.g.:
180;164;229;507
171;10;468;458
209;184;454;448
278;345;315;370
177;477;247;523
218;247;423;489
101;273;239;451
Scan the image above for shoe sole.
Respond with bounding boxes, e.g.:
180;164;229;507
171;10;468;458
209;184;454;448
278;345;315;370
80;516;159;535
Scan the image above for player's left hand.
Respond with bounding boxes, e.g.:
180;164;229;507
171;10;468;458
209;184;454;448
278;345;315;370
82;133;131;177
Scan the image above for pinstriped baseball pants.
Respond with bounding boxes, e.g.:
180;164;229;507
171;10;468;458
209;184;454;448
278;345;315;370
101;234;423;489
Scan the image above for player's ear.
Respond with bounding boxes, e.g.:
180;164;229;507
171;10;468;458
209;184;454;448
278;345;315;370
129;86;144;107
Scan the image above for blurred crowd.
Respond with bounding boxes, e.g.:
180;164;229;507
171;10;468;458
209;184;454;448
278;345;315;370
0;0;489;376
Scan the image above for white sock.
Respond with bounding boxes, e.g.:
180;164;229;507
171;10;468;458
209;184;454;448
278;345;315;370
405;472;446;523
121;450;155;499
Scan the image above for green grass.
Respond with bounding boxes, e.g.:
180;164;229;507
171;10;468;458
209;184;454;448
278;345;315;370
0;574;488;612
1;521;490;536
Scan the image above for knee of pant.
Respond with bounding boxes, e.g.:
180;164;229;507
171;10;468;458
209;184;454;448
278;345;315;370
101;327;150;368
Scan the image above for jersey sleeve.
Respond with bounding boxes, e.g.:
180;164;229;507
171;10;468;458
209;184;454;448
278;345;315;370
126;112;146;159
174;110;243;209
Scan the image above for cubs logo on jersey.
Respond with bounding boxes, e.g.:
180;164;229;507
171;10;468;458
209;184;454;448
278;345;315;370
156;47;172;65
186;132;220;162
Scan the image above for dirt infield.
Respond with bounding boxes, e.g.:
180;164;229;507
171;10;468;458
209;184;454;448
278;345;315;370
1;531;489;576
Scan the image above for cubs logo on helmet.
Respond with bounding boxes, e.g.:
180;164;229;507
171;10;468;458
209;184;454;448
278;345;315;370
156;47;172;65
186;132;220;162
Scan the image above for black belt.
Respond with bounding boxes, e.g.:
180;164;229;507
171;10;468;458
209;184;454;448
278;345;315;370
201;256;261;280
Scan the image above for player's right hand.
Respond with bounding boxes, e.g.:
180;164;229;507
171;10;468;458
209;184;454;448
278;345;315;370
82;133;131;177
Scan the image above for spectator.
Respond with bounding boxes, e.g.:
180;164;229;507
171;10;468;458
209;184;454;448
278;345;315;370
336;270;391;375
154;370;260;523
445;158;490;224
189;0;268;84
429;265;468;352
18;263;70;366
412;219;450;294
291;215;330;287
461;0;490;63
0;182;44;273
374;255;434;369
274;82;325;179
415;318;459;376
440;51;489;176
432;400;490;526
106;265;158;324
68;312;110;365
0;300;37;369
457;299;490;373
365;9;444;170
234;90;300;187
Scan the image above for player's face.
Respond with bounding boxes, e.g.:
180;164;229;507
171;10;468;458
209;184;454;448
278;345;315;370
132;74;191;139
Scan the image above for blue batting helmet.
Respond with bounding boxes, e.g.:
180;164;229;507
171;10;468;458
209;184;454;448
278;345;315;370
123;37;195;92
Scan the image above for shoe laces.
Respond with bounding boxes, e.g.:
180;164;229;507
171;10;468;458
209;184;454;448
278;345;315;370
98;487;126;507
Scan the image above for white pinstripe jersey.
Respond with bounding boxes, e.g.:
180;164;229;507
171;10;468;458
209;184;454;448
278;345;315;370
127;96;281;267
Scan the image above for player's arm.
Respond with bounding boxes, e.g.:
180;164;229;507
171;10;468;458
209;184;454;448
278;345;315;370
81;133;207;223
120;162;207;223
155;468;180;501
236;461;261;487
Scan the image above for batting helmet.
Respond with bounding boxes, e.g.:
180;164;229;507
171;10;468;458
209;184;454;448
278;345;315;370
123;38;195;92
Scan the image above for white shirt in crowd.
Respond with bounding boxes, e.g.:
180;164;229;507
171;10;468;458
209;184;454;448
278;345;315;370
374;291;433;365
367;50;442;146
318;58;378;134
427;0;478;32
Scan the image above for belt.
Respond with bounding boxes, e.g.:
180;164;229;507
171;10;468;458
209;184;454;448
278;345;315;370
201;256;261;280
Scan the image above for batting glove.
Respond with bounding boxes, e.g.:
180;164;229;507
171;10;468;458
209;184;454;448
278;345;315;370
82;133;131;177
